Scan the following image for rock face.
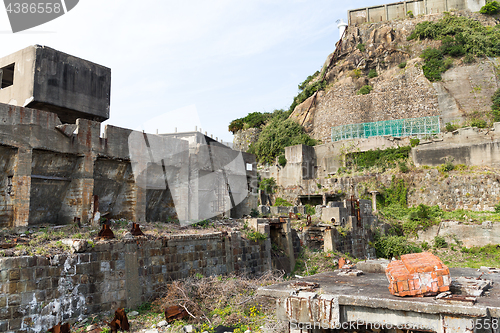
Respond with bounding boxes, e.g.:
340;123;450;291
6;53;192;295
290;11;500;142
233;128;261;152
385;252;450;297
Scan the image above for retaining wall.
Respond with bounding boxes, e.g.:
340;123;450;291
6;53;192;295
0;232;271;333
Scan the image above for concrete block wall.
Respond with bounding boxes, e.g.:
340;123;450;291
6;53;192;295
348;0;485;25
0;232;271;333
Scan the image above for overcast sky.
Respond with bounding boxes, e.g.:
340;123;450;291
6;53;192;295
0;0;379;143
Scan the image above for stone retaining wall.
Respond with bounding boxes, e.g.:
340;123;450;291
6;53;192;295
0;232;271;333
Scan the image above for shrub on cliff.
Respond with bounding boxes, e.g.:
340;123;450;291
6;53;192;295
409;15;500;80
228;109;289;134
250;117;317;164
480;1;500;15
491;88;500;122
356;85;373;95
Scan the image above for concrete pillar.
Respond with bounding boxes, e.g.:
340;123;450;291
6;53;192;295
324;228;336;252
366;7;370;22
13;147;31;227
371;191;378;213
322;194;327;206
283;219;296;272
385;4;389;20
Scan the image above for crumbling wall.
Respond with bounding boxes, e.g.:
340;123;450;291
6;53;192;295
0;232;271;332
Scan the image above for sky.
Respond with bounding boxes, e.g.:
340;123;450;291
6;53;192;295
0;0;381;143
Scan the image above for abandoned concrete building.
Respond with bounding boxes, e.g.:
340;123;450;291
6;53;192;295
0;45;258;228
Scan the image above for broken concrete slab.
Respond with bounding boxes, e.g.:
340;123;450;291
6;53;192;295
450;276;493;297
356;258;390;273
56;124;77;137
259;268;500;332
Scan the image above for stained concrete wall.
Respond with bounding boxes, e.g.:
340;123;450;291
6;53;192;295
0;46;111;124
413;221;500;247
0;233;271;332
412;125;500;168
0;102;257;227
348;0;485;25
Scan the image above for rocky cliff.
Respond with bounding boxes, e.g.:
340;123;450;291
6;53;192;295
290;11;500;142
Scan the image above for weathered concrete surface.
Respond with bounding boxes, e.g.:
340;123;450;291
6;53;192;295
0;232;271;332
413;221;500;247
413;125;500;168
349;0;485;25
259;268;500;332
0;45;111;123
0;102;257;227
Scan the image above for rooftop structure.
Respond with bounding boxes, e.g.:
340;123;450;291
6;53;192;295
0;45;111;123
348;0;486;25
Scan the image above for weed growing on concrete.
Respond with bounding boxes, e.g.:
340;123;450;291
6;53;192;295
273;197;292;206
434;236;448;248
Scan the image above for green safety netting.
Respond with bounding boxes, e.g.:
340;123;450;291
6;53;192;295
331;116;440;142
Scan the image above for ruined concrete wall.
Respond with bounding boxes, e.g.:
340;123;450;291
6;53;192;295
413;125;500;168
414;221;500;247
0;102;257;226
0;232;271;332
348;0;484;25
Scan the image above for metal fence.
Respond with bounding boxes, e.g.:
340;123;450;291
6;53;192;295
331;116;440;142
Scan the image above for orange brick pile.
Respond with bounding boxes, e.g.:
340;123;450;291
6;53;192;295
385;252;450;297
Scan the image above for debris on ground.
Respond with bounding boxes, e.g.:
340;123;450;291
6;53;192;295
450;276;493;296
48;322;71;333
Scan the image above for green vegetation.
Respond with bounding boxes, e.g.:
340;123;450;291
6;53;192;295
305;204;316;215
289;80;327;113
278;154;287;167
470;118;487;128
445;122;459;132
248;116;317;164
245;230;268;242
258;177;276;194
356;43;366;52
357;85;373;95
420;47;453;81
298;70;320;90
398;61;407;68
480;1;500;14
346;146;411;171
368;69;378;78
228;111;279;134
373;234;421;258
439;160;455;172
273;197;293;207
491;88;500;122
410;138;420;147
409;15;500;80
293;248;355;276
350;68;362;79
407;10;414;18
434;236;448;248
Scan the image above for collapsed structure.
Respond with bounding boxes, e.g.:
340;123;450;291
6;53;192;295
0;45;257;228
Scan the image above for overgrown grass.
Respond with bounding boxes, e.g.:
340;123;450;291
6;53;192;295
436;244;500;268
151;273;285;332
293;248;355;276
409;14;500;81
346;146;411;172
